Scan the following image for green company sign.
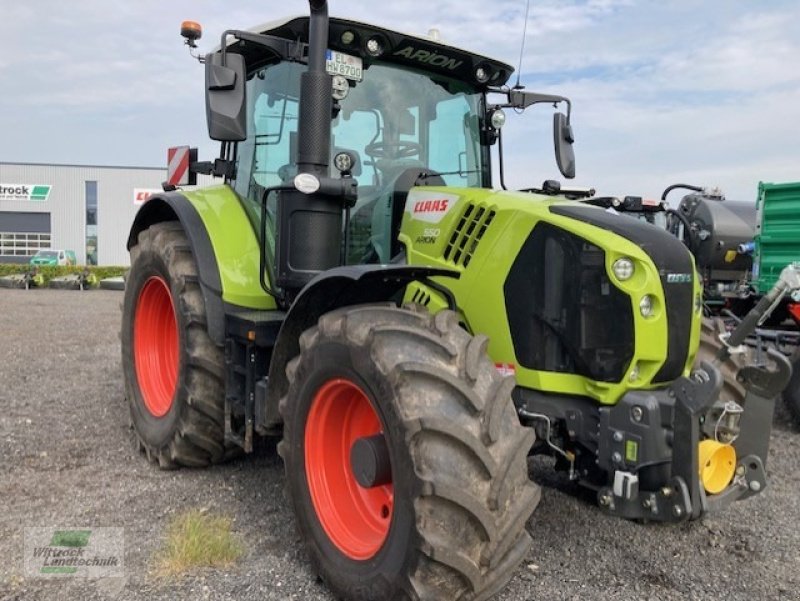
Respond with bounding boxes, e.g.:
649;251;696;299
0;183;52;202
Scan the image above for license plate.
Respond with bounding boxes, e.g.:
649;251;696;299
325;50;363;81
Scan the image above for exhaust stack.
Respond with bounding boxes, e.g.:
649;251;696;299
275;0;352;300
297;0;332;174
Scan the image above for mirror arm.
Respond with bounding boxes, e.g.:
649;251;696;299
218;30;302;66
487;86;572;119
492;96;571;121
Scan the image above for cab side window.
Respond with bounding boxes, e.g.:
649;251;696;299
428;96;480;187
232;62;304;263
233;62;303;208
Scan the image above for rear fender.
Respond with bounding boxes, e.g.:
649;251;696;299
127;193;226;344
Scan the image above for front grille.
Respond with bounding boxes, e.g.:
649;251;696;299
444;204;496;267
549;205;695;383
504;222;634;382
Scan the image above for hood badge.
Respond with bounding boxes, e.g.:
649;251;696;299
666;273;693;284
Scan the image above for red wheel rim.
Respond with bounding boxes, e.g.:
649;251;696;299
305;379;393;560
133;276;179;417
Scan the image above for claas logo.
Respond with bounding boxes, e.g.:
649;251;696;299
408;193;457;224
412;199;449;213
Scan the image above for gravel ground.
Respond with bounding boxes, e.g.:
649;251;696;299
1;288;799;601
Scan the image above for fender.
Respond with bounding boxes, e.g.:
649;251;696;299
127;192;227;345
260;264;459;429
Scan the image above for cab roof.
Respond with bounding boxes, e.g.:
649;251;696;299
224;15;514;90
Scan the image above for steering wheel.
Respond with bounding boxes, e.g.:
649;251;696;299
364;140;422;160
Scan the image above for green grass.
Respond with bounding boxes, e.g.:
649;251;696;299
0;263;127;285
153;509;243;577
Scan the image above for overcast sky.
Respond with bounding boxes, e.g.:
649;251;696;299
1;0;798;202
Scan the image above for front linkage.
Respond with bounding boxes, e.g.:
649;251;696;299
595;264;798;522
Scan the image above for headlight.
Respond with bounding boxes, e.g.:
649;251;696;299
331;74;350;101
366;36;384;57
475;66;490;83
612;257;635;281
639;295;654;317
490;109;506;130
333;151;354;173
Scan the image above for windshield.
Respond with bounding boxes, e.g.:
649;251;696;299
35;250;58;258
333;63;485;188
233;60;487;264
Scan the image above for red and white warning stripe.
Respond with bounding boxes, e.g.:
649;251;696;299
167;146;191;186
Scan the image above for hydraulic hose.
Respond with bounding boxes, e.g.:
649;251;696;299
661;183;703;202
665;208;696;255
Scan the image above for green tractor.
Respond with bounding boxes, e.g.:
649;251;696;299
121;2;791;599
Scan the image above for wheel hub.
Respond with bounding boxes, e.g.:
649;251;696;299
350;433;392;489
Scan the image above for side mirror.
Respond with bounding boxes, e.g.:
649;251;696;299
205;52;247;141
553;112;575;179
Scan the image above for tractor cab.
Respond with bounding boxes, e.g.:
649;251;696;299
199;14;574;289
223;15;508;192
231;18;500;264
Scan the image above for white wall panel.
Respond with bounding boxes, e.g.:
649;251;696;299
0;163;216;266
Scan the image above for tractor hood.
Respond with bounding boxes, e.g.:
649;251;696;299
398;187;703;404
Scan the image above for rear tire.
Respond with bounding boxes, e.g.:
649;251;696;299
279;304;539;600
121;221;229;469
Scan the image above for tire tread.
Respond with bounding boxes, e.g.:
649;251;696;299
279;303;539;600
123;221;232;469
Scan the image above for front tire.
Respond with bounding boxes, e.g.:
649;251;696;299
695;317;748;406
121;222;228;468
279;304;540;600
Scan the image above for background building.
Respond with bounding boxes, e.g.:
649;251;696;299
0;162;212;266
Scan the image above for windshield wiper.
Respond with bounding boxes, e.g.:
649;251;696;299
418;169;481;180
